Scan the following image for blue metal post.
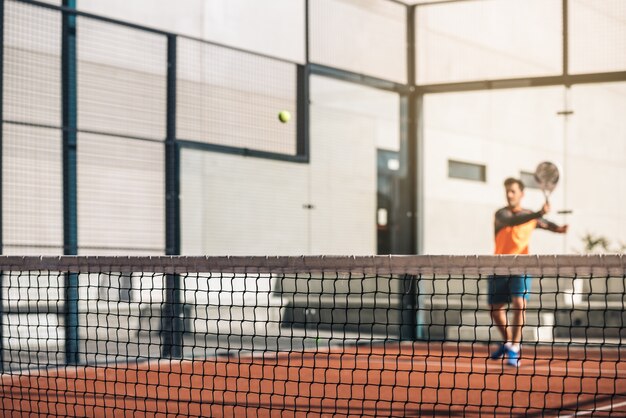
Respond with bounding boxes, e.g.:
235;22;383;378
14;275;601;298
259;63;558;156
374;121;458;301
405;4;420;340
62;0;79;365
162;34;182;358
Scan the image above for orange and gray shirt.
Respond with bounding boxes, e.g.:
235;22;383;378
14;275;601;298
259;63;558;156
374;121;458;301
494;207;559;255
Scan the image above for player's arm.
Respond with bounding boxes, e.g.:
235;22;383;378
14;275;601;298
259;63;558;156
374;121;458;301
537;217;568;234
494;208;545;229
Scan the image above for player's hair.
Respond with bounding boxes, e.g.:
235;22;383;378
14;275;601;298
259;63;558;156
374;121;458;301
504;177;525;191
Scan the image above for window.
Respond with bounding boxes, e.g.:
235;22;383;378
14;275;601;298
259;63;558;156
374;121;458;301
448;160;486;182
520;171;540;189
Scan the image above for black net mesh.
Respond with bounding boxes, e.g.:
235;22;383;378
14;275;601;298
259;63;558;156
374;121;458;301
0;255;624;416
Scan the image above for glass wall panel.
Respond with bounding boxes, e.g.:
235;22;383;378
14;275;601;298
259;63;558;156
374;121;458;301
416;0;562;84
177;38;298;155
309;75;402;255
422;87;565;254
202;0;306;64
180;75;403;256
569;0;626;74
309;0;407;84
180;148;309;255
424;82;626;255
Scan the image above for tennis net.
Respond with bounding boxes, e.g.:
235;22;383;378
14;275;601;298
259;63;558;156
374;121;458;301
0;255;624;416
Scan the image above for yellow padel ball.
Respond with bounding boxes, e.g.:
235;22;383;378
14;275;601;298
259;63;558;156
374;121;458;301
278;110;291;123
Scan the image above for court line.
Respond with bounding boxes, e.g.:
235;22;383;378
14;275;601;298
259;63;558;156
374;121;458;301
261;356;624;377
385;358;624;376
246;347;625;377
557;399;626;417
4;356;621;380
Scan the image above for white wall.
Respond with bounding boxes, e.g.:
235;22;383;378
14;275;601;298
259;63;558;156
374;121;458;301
77;0;306;63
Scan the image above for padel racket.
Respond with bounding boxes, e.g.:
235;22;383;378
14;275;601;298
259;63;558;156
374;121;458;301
534;161;559;203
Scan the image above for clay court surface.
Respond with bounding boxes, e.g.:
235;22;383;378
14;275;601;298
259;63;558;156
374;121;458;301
2;342;625;417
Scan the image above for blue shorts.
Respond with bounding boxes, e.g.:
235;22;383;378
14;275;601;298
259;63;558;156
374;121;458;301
488;275;532;305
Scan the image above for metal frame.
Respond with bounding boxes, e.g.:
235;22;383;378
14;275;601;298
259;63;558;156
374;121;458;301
406;5;418;255
308;63;410;94
177;140;309;164
0;0;4;373
163;35;183;358
562;0;569;79
402;4;419;339
61;1;78;257
165;35;179;258
61;0;79;365
415;71;626;94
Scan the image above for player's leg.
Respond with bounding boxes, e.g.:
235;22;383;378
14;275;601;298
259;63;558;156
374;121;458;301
488;275;511;359
510;295;527;345
489;303;510;359
507;275;532;366
490;303;509;342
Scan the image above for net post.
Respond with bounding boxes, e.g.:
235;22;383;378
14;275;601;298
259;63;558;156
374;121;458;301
62;0;79;366
162;273;183;358
162;34;183;358
400;273;419;341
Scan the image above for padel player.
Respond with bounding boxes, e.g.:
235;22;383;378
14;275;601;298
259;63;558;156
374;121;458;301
489;177;568;367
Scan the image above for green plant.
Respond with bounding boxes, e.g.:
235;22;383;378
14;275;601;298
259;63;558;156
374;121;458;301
580;233;626;253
